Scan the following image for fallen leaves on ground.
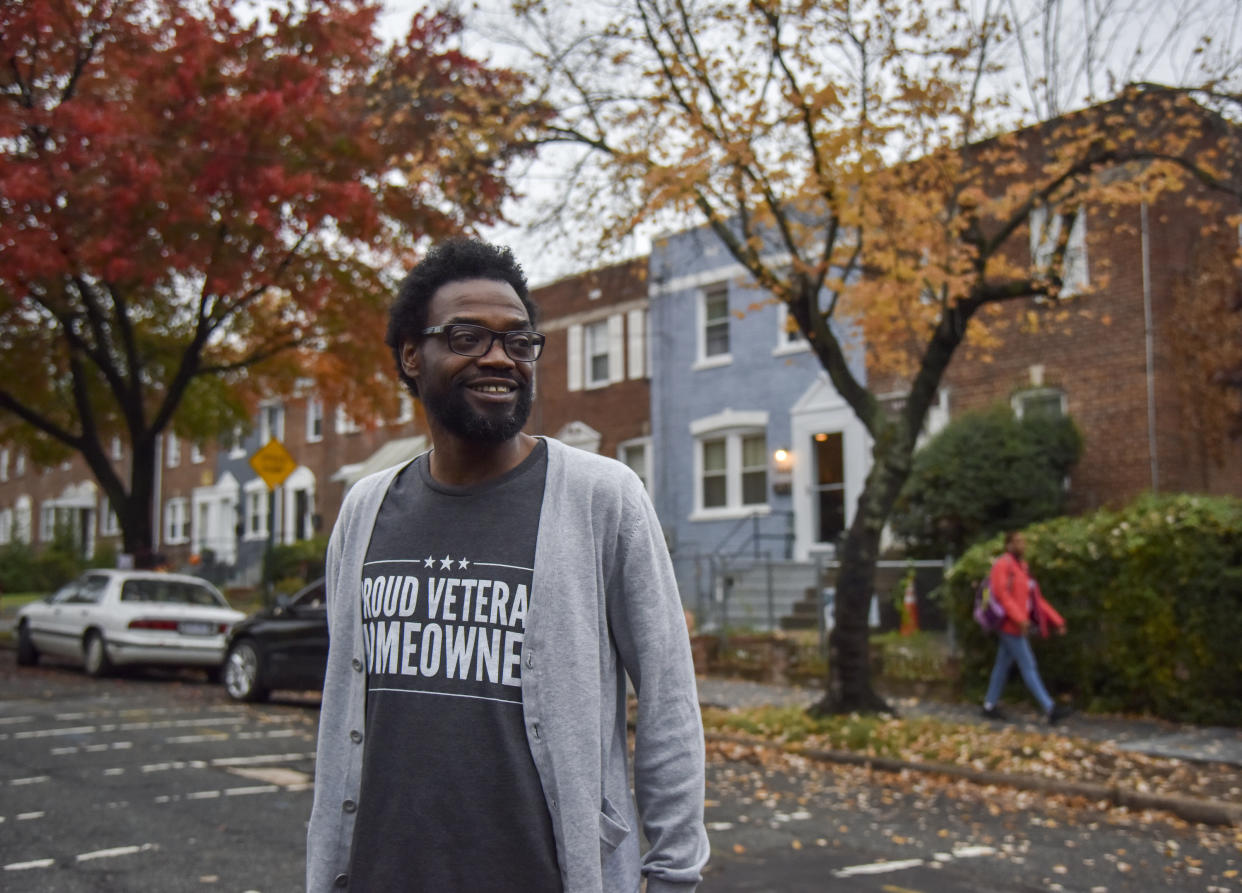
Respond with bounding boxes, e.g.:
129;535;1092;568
699;705;1242;804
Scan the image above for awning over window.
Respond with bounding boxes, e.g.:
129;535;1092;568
331;436;427;491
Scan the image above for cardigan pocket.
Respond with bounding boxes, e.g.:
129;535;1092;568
599;795;631;854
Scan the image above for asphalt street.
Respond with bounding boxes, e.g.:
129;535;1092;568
1;655;1238;892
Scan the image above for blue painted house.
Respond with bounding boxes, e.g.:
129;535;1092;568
648;225;874;620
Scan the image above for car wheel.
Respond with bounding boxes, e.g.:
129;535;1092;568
83;630;114;678
16;621;39;667
224;640;269;703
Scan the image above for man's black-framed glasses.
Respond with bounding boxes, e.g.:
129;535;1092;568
421;323;546;362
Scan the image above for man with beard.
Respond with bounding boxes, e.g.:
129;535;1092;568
307;239;708;893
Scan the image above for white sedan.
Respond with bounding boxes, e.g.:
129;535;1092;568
15;570;245;678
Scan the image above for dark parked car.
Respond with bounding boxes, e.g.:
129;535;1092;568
222;579;327;702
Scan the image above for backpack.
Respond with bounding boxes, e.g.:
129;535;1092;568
973;576;1007;632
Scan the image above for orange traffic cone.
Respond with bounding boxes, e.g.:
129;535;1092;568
900;578;920;636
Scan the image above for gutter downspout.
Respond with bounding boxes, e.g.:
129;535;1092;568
153;434;163;554
1141;202;1159;492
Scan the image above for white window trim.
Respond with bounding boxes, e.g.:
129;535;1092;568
14;452;25;477
396;393;414;425
259;401;286;444
166;435;181;468
689;412;770;520
14;496;32;544
228;426;247;459
39;504;56;543
243;479;271;542
1030;206;1088;297
617;436;653;496
0;507;11;544
695;284;733;370
164;497;190;545
98;497;120;536
110;437;124;461
773;302;810;356
335;404;362;435
1012;387;1068;419
0;448;8;482
627;309;648;379
190;442;205;465
306;397;324;443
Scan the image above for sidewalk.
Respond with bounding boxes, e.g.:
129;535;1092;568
696;675;1242;827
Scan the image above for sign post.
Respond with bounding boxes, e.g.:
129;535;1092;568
249;439;297;602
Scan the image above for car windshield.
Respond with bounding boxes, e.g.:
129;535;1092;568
120;578;226;607
293;584;325;610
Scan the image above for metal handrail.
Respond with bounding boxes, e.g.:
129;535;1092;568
712;509;795;561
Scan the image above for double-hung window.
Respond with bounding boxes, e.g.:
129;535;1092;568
307;397;324;442
690;411;769;519
1013;387;1067;420
1030;206;1088;297
698;285;731;365
165;497;189;544
260;402;285;444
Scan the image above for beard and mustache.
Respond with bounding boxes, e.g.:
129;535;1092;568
419;374;533;445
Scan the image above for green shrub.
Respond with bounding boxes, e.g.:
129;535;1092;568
892;405;1083;558
263;536;328;586
0;522;91;593
943;493;1242;725
0;541;40;593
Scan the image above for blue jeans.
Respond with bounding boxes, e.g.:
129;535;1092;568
985;632;1054;714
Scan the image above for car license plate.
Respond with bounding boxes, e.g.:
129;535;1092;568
179;621;214;636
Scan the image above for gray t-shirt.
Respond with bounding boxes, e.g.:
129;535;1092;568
347;442;561;891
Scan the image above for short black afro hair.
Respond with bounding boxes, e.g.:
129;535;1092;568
386;238;536;397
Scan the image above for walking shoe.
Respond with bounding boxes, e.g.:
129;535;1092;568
981;704;1006;720
1047;703;1073;725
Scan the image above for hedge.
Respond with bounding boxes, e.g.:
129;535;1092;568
942;493;1242;725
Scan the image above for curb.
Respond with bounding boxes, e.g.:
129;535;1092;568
705;732;1242;828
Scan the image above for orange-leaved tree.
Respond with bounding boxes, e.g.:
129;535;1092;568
511;0;1242;712
0;0;545;563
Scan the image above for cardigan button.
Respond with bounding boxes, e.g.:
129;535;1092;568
350;729;363;744
333;873;348;887
525;652;533;669
351;658;363;672
342;799;357;813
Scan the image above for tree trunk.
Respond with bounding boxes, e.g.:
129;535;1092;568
120;439;158;568
812;436;914;715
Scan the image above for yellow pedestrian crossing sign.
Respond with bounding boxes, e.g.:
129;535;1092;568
249;438;297;490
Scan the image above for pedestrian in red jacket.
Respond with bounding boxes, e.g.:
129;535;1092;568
981;531;1072;724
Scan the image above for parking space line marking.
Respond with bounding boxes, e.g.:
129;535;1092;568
833;858;925;877
167;734;231;744
211;751;315;767
76;844;157;862
950;846;996;859
15;725;97;739
186;790;221;800
4;858;55;871
141;760;209;773
17;812;45;820
10;776;49;786
226;785;280;796
0;716;34;726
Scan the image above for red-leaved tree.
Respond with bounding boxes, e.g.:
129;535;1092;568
0;0;544;561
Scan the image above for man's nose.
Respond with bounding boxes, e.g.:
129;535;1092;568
478;335;516;367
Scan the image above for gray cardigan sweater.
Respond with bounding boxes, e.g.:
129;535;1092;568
306;438;708;892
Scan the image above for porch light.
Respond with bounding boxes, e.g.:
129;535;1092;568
772;447;793;494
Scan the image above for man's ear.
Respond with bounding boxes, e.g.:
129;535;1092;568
400;340;420;383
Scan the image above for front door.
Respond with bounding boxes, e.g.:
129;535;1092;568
812;431;846;546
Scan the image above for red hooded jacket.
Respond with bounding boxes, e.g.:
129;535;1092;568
989;552;1065;637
